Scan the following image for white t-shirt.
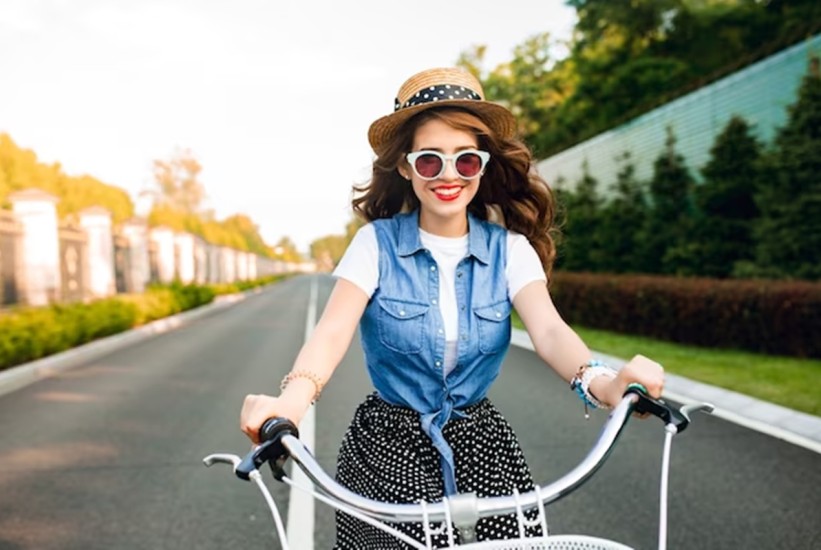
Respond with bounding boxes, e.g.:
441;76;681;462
333;223;547;373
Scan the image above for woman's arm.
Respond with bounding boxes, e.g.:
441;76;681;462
240;278;369;442
512;280;664;408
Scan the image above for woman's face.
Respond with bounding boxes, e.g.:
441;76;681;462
402;118;482;235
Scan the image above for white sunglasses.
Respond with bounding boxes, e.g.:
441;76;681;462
405;150;490;181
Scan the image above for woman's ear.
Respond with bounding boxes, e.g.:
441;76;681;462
398;167;411;180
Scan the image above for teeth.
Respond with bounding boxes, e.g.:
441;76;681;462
435;187;460;196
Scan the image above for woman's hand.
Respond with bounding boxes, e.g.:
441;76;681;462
240;394;306;445
601;354;665;407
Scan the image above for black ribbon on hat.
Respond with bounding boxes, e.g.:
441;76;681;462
394;84;482;112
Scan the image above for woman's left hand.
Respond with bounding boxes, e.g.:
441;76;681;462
603;354;665;406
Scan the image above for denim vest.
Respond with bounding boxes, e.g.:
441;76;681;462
359;210;512;495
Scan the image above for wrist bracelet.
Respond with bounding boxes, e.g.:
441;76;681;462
570;359;617;418
280;370;324;404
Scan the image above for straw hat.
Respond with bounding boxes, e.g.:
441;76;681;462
367;67;517;154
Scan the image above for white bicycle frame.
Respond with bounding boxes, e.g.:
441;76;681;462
204;391;713;549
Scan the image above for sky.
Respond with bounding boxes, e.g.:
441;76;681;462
0;0;577;253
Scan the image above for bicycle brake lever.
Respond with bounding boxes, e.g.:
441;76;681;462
680;402;715;422
235;418;299;482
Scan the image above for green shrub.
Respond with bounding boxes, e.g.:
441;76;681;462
0;274;293;371
550;272;821;358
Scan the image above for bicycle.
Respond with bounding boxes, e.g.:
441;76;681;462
204;386;713;549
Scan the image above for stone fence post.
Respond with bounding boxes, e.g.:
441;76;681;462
79;207;115;299
9;189;60;306
121;219;150;293
173;232;195;284
149;227;176;283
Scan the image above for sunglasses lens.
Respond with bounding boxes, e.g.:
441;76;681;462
413;153;443;179
455;152;483;178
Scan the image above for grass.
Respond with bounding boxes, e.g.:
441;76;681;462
511;314;821;417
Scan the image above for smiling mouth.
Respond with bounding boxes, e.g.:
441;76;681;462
433;186;462;201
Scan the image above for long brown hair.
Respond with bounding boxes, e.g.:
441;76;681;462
352;108;559;279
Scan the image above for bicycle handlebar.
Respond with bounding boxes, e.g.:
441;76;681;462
231;387;701;524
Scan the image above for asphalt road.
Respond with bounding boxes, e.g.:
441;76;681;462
0;274;818;549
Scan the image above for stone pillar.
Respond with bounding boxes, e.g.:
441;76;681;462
149;226;176;283
247;254;258;280
205;242;220;283
221;247;236;282
121;219;150;293
193;237;208;284
9;189;61;306
173;232;196;284
235;250;248;281
79;207;115;299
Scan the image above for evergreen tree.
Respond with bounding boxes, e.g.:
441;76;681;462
693;116;761;278
599;152;648;273
556;161;604;271
754;64;821;279
640;127;697;274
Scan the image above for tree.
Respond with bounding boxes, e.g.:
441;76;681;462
272;236;302;263
640;128;697;274
152;148;205;213
555;161;605;271
692;116;761;277
598;152;648;273
754;65;821;279
310;234;348;271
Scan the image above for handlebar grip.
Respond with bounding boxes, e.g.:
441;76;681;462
235;417;299;481
625;384;690;432
260;417;299;443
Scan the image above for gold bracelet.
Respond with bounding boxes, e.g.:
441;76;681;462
280;370;324;404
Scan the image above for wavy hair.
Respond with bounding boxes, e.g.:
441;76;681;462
352;108;559;279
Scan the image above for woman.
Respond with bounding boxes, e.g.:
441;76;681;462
240;67;664;548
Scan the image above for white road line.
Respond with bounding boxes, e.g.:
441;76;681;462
286;276;318;549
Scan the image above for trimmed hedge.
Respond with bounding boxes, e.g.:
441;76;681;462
0;274;293;371
550;272;821;358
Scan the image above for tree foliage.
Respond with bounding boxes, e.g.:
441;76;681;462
463;0;821;157
0;133;133;223
754;69;821;279
152;148;206;213
693;116;762;278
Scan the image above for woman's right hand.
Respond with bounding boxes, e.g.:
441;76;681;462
240;394;305;444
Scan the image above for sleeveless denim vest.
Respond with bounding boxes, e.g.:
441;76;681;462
359;209;512;495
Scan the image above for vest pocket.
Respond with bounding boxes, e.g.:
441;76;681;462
474;300;512;354
377;297;429;354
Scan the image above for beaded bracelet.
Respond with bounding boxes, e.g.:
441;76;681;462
570;359;617;418
280;370;325;404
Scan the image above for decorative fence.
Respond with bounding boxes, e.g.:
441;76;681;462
0;210;21;306
0;188;301;308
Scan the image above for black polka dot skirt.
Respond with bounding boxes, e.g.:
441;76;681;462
333;393;542;549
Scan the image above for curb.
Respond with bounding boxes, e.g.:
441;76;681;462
510;329;821;454
0;292;249;399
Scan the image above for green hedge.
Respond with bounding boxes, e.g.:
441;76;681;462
550;272;821;358
0;274;293;371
